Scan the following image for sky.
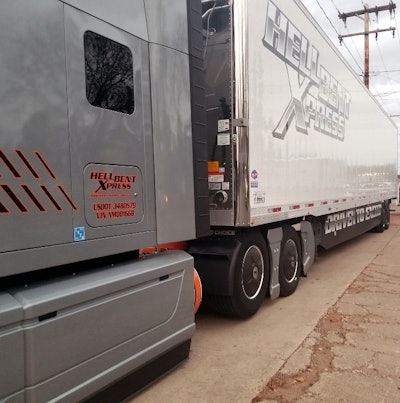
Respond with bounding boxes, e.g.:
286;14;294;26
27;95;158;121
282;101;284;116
299;0;400;172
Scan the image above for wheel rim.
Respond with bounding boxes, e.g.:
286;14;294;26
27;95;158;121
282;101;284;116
241;245;265;300
283;239;299;283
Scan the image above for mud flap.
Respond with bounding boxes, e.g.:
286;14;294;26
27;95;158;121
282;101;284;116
300;220;315;275
267;227;283;300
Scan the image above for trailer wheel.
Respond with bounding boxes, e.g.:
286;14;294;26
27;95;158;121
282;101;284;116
372;202;390;233
279;226;301;297
384;202;390;230
206;231;269;318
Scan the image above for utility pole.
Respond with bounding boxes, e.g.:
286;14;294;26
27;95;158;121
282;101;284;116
364;7;370;88
338;2;396;89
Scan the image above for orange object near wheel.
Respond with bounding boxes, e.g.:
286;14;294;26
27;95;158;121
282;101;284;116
194;268;202;314
140;241;188;256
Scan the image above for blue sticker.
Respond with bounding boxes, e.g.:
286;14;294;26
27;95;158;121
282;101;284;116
74;227;85;241
251;169;258;179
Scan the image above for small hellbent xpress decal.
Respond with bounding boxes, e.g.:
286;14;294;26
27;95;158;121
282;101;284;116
84;164;142;227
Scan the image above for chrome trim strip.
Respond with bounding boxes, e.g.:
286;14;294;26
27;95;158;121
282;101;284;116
233;0;250;226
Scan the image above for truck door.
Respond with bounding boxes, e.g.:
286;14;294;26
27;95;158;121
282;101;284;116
63;3;156;248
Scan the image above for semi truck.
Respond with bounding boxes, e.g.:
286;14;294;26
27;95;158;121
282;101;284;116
0;0;397;402
0;1;206;402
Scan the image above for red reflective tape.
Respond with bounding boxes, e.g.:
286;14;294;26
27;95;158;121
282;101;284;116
291;205;300;209
58;186;77;210
307;203;314;207
1;184;28;212
0;200;9;213
21;185;46;212
41;185;62;211
322;201;328;205
35;151;57;179
0;149;21;178
272;207;282;213
16;150;40;178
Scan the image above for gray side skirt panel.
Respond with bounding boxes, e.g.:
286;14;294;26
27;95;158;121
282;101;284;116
267;227;283;300
301;220;315;275
4;251;195;402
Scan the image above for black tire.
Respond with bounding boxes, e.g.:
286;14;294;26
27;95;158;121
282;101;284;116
372;202;390;233
206;231;269;318
384;202;390;230
279;226;301;297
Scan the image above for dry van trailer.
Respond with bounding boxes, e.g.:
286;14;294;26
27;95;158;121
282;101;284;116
191;0;397;317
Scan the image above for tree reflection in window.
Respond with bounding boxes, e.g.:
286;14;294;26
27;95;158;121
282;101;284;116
84;31;134;114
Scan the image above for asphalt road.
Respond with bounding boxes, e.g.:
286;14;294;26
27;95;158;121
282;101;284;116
134;211;400;403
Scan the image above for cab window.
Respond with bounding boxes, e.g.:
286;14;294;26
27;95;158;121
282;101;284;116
84;31;134;114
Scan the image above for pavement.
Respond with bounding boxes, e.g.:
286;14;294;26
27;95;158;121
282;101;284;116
253;206;400;402
134;205;400;403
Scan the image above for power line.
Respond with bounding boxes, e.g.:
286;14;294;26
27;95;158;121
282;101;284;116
375;40;400;113
343;26;365;68
371;69;400;73
332;0;366;64
368;5;400;113
392;10;400;47
330;0;365;67
315;0;364;74
375;42;395;84
329;0;340;13
311;0;400;122
337;2;396;88
333;0;394;102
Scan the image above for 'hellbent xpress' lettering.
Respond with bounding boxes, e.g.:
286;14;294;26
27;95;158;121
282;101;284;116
262;1;351;141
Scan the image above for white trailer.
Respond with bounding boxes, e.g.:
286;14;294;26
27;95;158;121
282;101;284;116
191;0;397;317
